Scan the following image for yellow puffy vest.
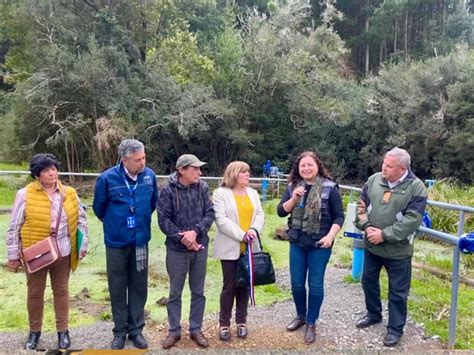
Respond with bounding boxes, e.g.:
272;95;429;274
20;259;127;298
20;181;80;271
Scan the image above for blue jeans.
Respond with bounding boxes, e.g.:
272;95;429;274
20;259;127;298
289;243;332;325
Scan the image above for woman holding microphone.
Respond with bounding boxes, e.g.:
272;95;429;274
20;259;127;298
277;151;344;344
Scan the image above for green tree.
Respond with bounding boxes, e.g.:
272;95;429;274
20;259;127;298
365;45;474;183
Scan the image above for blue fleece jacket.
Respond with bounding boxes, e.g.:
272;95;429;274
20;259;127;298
93;163;158;248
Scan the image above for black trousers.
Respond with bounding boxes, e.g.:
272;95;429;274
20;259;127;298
106;246;148;337
362;249;412;336
219;260;249;327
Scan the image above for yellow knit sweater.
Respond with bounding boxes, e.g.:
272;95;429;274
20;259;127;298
21;181;80;271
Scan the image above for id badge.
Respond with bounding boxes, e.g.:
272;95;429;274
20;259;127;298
127;216;136;229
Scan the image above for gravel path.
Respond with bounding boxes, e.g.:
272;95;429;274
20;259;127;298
0;267;443;352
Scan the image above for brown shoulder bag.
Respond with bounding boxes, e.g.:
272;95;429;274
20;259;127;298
22;188;64;273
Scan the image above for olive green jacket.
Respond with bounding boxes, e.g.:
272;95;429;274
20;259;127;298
355;171;427;259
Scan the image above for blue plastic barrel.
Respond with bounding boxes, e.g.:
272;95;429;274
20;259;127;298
262;179;268;202
352;239;365;281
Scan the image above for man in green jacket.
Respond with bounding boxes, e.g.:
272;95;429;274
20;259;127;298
354;147;427;347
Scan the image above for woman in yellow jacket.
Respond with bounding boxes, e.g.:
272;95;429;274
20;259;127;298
6;154;88;350
213;161;264;342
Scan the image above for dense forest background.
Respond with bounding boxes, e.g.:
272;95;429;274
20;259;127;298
0;0;473;183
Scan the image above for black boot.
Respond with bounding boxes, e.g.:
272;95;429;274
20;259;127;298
111;335;126;350
304;325;316;344
286;317;306;332
24;331;41;350
58;330;71;349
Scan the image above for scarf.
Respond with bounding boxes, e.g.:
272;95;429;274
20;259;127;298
136;245;147;272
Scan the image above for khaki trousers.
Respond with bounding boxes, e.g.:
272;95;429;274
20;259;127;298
26;255;70;332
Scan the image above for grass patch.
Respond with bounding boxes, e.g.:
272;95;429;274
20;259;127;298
426;180;474;235
0;172;30;207
409;270;474;349
0;185;17;207
424;254;453;272
0;162;28;171
342;274;359;284
337;251;353;268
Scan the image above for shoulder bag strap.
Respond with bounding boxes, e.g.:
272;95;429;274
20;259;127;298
51;187;65;238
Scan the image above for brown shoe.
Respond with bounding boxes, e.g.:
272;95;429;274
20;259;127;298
286;317;306;332
304;324;316;344
162;333;181;349
190;332;209;348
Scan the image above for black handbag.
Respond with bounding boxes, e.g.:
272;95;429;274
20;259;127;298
236;230;276;288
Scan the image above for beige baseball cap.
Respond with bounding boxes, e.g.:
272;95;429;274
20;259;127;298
176;154;207;169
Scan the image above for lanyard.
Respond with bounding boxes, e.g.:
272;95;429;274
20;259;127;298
123;174;138;213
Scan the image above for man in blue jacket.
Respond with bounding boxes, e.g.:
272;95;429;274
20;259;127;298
158;154;215;349
93;139;158;350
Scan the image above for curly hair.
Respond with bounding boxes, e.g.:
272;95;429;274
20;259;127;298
29;153;60;179
288;151;333;186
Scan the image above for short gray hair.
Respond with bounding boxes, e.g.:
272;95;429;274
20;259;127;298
386;147;411;169
118;139;144;159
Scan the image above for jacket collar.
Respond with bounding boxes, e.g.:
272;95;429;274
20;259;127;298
32;180;63;192
379;170;417;187
116;162;145;182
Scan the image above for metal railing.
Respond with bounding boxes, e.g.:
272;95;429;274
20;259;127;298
1;170;473;347
0;170;287;199
0;170;285;181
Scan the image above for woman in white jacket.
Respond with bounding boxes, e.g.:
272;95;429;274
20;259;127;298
213;161;265;342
